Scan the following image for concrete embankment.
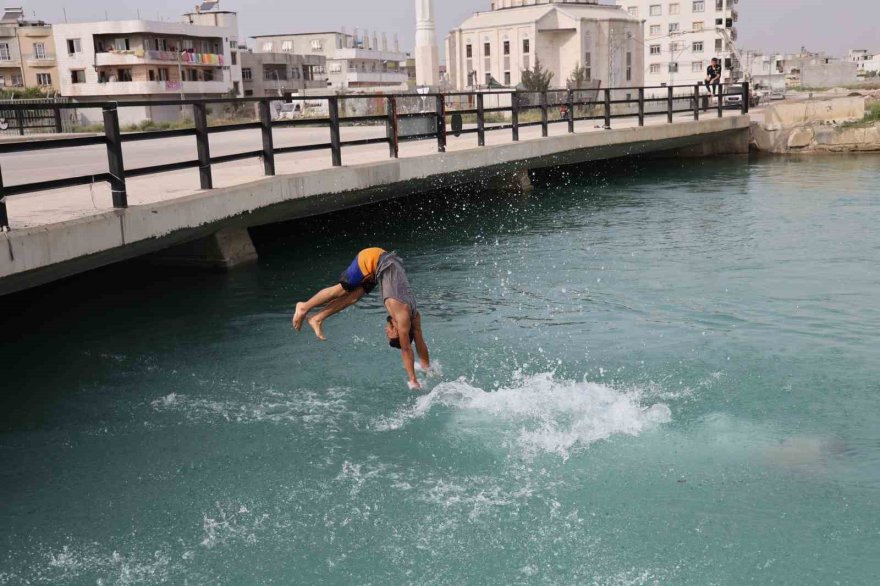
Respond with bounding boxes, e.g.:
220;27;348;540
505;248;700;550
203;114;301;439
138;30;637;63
751;96;880;154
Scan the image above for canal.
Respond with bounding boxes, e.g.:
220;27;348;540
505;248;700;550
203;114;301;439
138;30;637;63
2;155;879;584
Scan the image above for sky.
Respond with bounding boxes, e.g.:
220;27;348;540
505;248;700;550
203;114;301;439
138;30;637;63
19;0;880;58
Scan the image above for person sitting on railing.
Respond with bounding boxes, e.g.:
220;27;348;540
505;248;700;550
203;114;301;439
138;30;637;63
292;248;431;390
706;58;722;97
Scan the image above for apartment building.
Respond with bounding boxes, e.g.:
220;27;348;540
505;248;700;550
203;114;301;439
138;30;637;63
617;0;739;89
251;31;408;92
53;12;242;125
0;7;59;93
446;0;644;91
849;49;880;77
240;50;327;97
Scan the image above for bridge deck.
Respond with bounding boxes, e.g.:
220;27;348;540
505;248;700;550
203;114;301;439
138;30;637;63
1;110;749;295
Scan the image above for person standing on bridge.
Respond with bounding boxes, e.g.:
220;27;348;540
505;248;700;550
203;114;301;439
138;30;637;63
292;247;430;389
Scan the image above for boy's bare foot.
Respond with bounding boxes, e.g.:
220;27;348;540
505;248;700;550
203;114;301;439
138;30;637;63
292;302;308;331
308;315;327;341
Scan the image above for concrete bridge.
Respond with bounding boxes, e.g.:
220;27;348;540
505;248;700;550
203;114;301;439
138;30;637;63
0;87;750;296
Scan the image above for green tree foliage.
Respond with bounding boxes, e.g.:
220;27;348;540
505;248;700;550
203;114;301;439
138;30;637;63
521;57;554;92
567;62;588;90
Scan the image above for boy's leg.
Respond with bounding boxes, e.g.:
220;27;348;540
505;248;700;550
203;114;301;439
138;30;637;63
307;288;365;341
293;284;347;330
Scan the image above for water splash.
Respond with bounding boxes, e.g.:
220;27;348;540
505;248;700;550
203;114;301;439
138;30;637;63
376;372;671;459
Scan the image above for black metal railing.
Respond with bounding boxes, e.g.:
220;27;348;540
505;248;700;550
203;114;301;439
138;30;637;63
0;83;749;230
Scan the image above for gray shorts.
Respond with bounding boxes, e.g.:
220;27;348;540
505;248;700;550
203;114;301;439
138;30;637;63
377;252;417;316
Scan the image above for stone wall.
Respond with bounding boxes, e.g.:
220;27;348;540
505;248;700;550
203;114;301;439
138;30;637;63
751;96;880;153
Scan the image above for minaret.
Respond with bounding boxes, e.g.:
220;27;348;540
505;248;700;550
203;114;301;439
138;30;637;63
415;0;440;87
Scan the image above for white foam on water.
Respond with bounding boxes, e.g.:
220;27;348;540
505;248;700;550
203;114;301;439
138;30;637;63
375;372;671;459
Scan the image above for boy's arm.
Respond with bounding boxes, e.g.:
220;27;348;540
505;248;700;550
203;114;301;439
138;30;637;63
412;312;430;369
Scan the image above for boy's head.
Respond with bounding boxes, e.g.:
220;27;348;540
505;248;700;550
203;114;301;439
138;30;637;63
385;316;414;349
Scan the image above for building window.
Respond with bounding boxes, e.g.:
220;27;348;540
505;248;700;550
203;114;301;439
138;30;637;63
484;42;491;57
670;42;680;53
242;68;252;80
329;62;342;73
485;72;491;85
628;6;639;17
669;23;680;33
650;25;661;36
692;61;704;72
262;42;273;52
11;73;21;86
504;71;511;85
503;40;510;56
716;0;724;10
649;63;661;73
668;62;679;73
693;1;705;12
311;39;323;51
650;45;661;55
669;3;680;15
585;52;592;81
626;51;632;81
0;43;10;61
466;44;473;58
114;38;130;51
649;4;662;16
282;41;293;52
33;42;47;59
716;38;723;51
522;39;530;54
37;73;52;86
71;70;86;84
158;68;169;81
693;41;704;52
693;21;704;31
231;52;237;65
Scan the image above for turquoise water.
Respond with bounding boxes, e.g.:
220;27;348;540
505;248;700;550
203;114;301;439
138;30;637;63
2;155;879;585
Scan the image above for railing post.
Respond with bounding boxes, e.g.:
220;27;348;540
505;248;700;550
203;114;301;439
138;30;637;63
603;88;611;128
567;89;575;133
435;94;446;153
328;96;342;167
386;96;399;158
192;103;213;190
511;91;520;141
693;84;700;120
718;84;724;118
667;86;674;123
0;165;7;230
540;90;548;137
476;93;486;147
258;99;275;176
53;106;63;133
15;109;24;136
638;87;645;127
742;82;750;115
102;104;127;208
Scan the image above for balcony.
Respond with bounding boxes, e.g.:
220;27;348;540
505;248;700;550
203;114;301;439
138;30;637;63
335;47;407;62
0;56;22;67
66;80;231;97
345;71;409;85
95;50;225;67
24;53;56;66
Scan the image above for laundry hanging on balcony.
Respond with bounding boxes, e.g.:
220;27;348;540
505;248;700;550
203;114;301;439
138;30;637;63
145;50;224;66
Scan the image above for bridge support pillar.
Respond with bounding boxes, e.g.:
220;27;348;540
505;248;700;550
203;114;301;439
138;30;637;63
487;168;533;195
151;227;258;270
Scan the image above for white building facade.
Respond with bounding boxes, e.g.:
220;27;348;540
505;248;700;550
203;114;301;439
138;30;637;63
849;49;880;76
446;0;644;91
252;32;408;92
617;0;739;88
53;14;242;125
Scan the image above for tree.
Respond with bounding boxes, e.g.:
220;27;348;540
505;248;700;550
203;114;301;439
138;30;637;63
521;57;554;92
567;62;588;90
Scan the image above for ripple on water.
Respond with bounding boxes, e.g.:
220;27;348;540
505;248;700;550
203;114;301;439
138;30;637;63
374;372;672;460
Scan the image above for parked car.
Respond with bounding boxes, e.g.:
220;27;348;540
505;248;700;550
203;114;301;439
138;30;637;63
723;85;744;109
274;102;303;121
